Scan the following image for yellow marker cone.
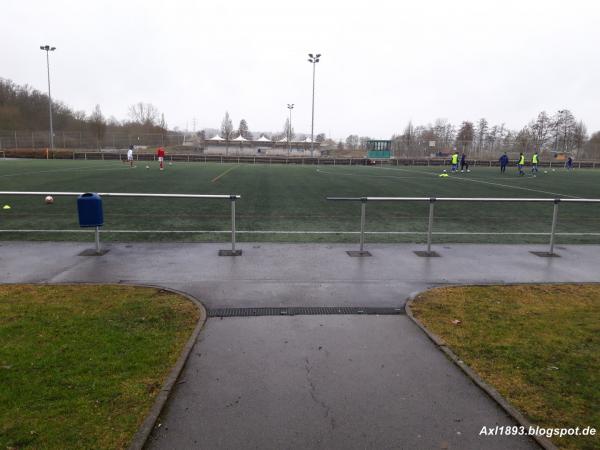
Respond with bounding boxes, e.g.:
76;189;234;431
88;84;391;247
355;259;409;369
2;205;11;210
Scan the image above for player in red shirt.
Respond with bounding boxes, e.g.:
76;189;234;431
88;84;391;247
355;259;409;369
156;147;166;170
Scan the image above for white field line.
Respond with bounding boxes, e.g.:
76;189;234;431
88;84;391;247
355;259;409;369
364;166;583;199
1;229;599;236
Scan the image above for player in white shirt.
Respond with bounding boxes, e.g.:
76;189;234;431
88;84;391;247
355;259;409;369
127;145;135;168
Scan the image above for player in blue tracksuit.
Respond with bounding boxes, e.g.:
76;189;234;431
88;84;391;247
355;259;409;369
565;157;574;170
499;153;509;174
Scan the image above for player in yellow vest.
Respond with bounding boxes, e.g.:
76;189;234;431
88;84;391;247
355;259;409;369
517;153;525;176
451;152;459;172
531;152;539;174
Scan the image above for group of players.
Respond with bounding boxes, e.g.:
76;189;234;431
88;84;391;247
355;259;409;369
125;145;167;170
450;151;574;176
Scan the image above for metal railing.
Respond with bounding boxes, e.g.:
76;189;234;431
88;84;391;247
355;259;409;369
0;191;242;256
327;196;600;256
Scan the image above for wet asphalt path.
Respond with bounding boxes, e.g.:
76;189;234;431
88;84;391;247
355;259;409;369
3;241;597;448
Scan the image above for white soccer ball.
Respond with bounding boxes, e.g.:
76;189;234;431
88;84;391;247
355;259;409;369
443;169;447;173
552;169;556;172
544;170;548;174
146;165;150;169
467;169;471;172
169;162;172;166
45;195;54;205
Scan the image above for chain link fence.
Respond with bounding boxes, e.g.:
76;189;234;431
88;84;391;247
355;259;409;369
0;130;187;150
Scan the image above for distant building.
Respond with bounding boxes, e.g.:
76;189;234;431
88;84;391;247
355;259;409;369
204;134;321;157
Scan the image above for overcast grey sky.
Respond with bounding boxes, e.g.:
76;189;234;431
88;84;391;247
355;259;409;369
2;0;599;140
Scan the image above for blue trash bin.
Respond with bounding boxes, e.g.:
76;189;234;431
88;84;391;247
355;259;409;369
77;193;103;227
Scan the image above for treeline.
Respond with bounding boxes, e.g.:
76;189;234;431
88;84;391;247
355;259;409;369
338;113;599;159
0;78;169;148
384;112;596;158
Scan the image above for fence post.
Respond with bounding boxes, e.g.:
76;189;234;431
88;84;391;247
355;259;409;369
549;199;560;255
219;195;242;256
231;196;236;253
359;198;367;253
427;198;435;254
95;226;101;254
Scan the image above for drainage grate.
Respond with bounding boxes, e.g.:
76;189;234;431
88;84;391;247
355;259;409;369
207;306;405;317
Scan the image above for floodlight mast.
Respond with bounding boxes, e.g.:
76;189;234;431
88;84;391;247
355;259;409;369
40;45;56;150
307;53;321;156
287;104;294;155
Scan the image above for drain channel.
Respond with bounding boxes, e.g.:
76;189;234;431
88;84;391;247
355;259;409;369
207;306;405;317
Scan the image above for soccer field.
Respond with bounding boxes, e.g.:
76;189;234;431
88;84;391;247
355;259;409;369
1;158;600;244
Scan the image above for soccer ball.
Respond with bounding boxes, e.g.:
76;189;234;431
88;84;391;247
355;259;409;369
146;165;150;169
443;169;447;173
552;169;556;172
467;169;471;172
169;162;172;166
544;170;548;174
45;195;54;204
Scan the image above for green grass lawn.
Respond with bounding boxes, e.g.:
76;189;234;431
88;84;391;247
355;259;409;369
0;284;200;449
410;285;600;450
1;159;600;243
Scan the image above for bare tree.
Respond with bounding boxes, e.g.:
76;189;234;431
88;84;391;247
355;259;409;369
128;102;160;126
89;104;106;149
220;111;233;155
475;118;488;155
345;135;359;150
456;121;474;152
530;111;552;153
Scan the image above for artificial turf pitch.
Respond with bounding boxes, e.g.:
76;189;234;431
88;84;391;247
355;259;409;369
1;158;599;244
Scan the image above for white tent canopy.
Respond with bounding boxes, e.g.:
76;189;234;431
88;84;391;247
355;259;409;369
257;135;271;142
233;134;248;141
209;134;224;141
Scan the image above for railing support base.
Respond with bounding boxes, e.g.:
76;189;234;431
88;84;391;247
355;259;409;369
347;250;371;257
530;251;560;258
79;248;109;256
219;249;242;256
414;250;440;257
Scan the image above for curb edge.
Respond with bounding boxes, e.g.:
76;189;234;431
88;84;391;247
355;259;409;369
405;290;558;450
126;285;207;450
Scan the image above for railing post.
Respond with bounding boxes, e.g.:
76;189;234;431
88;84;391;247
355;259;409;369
347;197;371;256
549;199;559;255
359;198;367;253
414;197;440;257
95;226;101;254
231;196;236;253
427;198;435;254
219;195;242;256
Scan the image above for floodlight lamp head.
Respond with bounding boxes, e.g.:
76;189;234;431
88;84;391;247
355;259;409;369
50;47;56;51
308;53;314;58
40;45;45;50
316;53;321;58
